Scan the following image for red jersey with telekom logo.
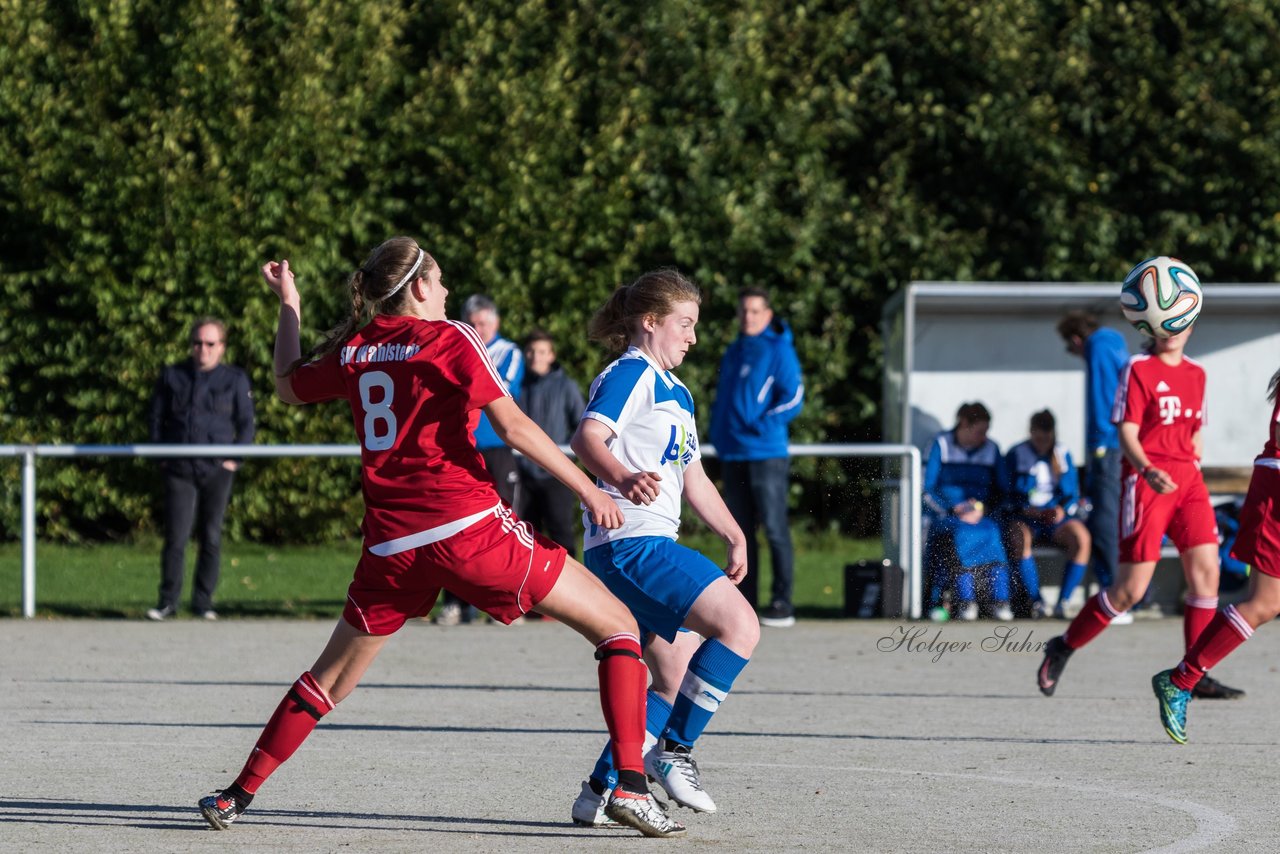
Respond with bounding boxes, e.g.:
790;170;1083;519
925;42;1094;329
290;315;509;548
1259;391;1280;460
1111;353;1206;464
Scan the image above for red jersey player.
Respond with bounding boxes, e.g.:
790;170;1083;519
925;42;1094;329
1037;325;1244;699
1153;367;1280;741
196;237;684;838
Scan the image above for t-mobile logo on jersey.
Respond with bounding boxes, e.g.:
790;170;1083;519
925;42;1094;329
1159;395;1183;425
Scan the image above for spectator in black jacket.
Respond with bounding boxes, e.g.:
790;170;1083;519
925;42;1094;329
516;329;586;557
146;317;255;621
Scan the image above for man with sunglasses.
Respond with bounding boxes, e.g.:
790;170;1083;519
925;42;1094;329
147;317;256;621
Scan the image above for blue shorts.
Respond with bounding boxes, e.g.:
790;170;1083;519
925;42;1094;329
931;515;1007;569
1025;516;1076;543
583;536;722;643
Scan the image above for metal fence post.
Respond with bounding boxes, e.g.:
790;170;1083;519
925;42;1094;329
22;447;36;619
6;442;925;619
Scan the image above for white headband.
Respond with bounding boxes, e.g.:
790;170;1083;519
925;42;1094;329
385;248;425;299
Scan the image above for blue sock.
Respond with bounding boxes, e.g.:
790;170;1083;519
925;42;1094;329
662;639;749;747
987;563;1011;603
955;571;976;603
927;556;948;608
1059;561;1087;604
590;690;673;790
1018;556;1041;601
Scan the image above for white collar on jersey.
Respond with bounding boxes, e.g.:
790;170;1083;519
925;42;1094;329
624;345;677;389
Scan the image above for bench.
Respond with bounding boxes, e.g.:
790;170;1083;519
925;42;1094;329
1031;481;1248;615
1033;546;1249;616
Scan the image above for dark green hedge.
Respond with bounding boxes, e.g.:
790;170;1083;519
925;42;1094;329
3;1;1279;541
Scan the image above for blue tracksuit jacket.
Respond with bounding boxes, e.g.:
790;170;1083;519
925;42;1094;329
708;319;804;460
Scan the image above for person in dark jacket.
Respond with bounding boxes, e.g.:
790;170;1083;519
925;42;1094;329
708;288;804;627
147;317;255;621
516;329;587;557
1056;311;1131;619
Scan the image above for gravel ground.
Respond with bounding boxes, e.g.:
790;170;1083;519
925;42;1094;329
2;616;1278;853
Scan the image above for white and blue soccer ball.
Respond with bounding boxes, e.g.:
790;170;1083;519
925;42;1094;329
1119;255;1203;338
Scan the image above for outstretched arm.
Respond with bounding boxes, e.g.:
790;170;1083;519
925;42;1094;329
683;460;748;583
484;397;622;528
261;259;304;405
570;417;663;506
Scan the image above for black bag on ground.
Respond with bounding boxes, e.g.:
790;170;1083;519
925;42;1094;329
845;559;904;619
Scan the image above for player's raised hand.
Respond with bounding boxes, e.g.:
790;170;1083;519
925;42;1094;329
583;487;625;529
261;259;298;302
619;471;662;505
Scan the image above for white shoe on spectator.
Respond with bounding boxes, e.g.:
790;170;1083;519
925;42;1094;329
433;602;462;626
146;605;175;621
992;603;1014;621
957;602;979;621
758;600;796;628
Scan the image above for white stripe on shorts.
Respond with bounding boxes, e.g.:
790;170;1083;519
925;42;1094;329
368;503;502;557
1120;472;1139;539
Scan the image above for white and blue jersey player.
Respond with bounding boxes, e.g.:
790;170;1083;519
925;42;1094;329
1005;409;1093;619
923;402;1013;621
568;270;758;825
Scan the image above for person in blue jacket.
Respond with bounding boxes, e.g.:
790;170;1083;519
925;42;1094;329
709;288;805;627
1004;410;1091;619
923;402;1013;621
1057;311;1129;610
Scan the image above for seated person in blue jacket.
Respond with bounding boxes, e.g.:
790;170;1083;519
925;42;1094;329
923;402;1013;621
1004;409;1092;619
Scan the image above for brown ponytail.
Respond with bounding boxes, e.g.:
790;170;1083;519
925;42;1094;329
588;268;701;355
288;237;436;374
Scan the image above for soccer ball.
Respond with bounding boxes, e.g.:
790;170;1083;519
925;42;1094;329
1119;256;1203;338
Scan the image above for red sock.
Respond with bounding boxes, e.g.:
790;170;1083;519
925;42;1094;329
1171;606;1253;691
1182;594;1218;651
234;672;335;794
596;633;646;776
1062;591;1119;649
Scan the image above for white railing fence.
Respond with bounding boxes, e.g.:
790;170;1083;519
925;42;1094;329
0;443;922;620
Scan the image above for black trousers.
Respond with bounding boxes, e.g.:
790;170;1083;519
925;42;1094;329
720;457;795;610
444;447;521;613
159;467;235;612
516;475;579;558
481;446;521;506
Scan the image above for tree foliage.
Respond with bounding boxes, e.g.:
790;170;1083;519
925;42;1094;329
3;0;1279;540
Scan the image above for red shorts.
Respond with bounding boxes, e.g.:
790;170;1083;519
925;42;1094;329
1119;459;1219;563
1231;464;1280;578
342;504;568;635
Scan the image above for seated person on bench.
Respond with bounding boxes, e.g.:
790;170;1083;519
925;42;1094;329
923;402;1013;621
1004;409;1092;619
